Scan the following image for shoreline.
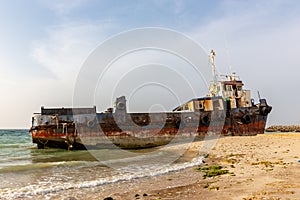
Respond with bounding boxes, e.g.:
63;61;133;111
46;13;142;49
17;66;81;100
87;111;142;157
26;133;300;200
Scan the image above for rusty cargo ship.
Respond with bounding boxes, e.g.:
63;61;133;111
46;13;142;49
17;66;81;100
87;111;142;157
30;50;272;150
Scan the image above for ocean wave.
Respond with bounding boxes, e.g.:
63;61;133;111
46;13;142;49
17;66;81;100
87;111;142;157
0;160;101;173
0;143;34;149
0;157;203;199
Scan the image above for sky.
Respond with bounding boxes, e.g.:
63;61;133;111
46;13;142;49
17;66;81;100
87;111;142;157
0;0;299;128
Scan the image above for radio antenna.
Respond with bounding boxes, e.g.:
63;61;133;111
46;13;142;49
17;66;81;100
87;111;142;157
257;91;261;100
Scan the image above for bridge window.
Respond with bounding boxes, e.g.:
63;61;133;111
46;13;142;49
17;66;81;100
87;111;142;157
225;85;232;91
213;100;220;109
195;101;204;110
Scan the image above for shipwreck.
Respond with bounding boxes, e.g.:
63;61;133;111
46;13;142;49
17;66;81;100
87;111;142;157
29;50;272;149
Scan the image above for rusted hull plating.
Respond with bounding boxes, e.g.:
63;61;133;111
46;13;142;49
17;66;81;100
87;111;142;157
30;106;270;150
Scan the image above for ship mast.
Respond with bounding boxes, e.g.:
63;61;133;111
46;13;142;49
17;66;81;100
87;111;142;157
209;50;218;96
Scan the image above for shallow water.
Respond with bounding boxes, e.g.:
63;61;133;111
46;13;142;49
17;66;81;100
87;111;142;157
0;129;203;199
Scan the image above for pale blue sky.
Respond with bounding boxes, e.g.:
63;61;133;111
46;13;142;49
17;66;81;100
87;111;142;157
0;0;299;128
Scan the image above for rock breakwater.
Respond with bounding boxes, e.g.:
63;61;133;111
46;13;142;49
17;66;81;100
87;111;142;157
266;125;300;132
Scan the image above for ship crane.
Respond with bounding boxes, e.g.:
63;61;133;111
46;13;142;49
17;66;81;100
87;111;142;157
209;50;218;96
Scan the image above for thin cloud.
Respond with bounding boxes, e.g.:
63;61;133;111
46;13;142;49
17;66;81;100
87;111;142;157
40;0;88;16
31;21;116;80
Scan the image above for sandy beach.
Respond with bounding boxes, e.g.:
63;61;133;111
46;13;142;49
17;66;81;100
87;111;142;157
31;133;300;200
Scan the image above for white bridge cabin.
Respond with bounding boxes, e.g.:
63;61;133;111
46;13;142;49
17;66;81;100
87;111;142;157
214;73;252;109
173;73;252;113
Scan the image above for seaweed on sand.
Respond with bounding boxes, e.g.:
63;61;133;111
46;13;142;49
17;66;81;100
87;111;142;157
195;165;234;179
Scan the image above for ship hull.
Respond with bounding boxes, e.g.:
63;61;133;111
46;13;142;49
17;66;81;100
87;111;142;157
30;106;270;150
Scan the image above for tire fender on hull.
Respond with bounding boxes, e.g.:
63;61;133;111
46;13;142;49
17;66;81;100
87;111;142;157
242;114;251;124
201;115;210;126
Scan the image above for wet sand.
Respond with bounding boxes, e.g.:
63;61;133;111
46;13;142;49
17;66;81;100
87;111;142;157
36;134;300;200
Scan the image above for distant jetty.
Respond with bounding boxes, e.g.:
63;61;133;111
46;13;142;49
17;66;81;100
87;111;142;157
266;125;300;132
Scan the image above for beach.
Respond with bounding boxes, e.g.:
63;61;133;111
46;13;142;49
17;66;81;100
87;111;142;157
25;133;300;200
1;132;300;200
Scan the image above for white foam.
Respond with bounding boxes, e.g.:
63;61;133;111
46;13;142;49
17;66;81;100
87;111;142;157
0;157;203;199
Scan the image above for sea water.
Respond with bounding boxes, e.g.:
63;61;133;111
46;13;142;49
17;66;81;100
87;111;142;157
0;129;203;199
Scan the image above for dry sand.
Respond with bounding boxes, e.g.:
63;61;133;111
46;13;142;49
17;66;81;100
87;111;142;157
48;134;300;200
100;134;300;200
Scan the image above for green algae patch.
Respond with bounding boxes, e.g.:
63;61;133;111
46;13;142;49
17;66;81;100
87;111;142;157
195;165;234;179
